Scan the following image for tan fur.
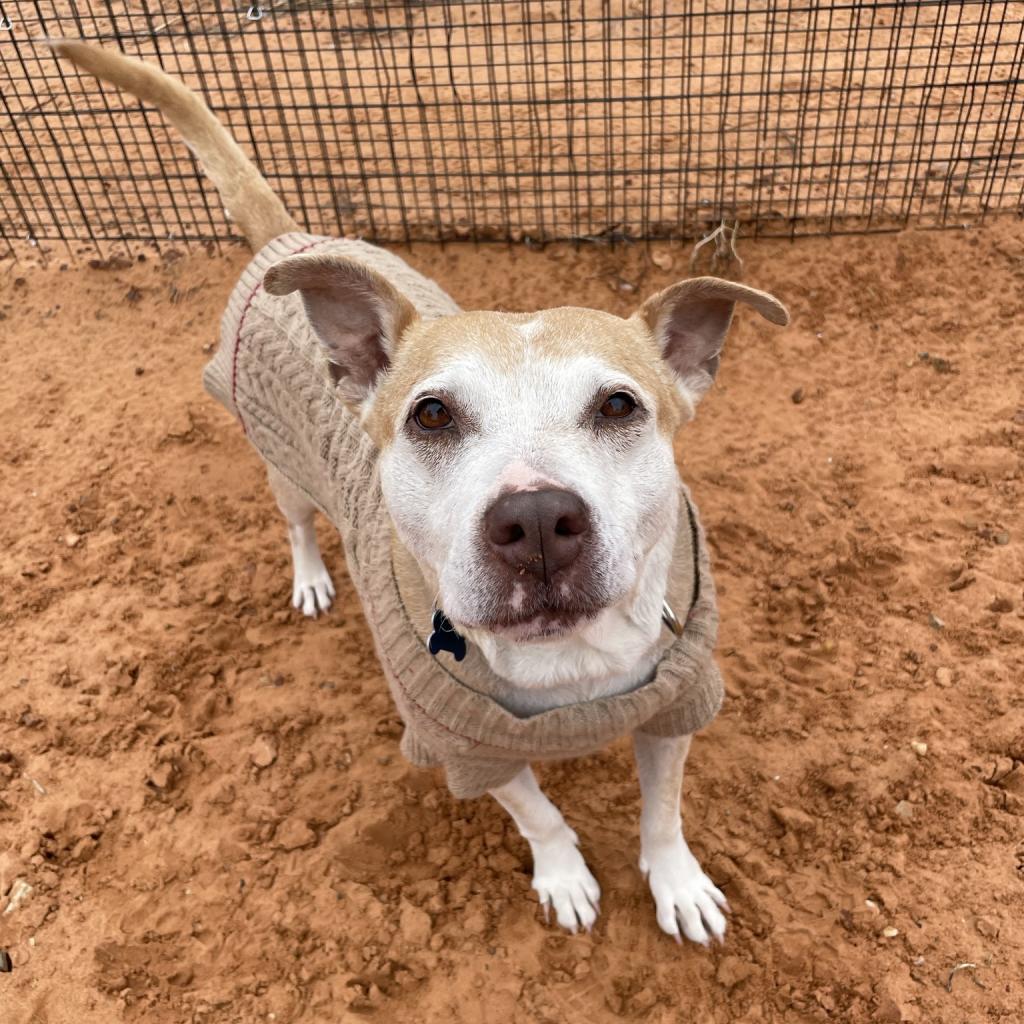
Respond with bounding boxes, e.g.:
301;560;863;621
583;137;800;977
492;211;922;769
368;307;685;445
43;38;296;250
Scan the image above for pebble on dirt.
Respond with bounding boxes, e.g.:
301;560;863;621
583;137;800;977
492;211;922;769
248;736;277;768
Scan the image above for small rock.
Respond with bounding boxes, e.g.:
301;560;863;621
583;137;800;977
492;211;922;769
935;667;954;687
875;995;903;1023
975;916;1000;938
881;926;899;938
2;880;33;916
249;736;277;768
631;987;657;1012
893;800;914;822
134;366;145;377
0;853;25;898
771;806;816;833
64;532;82;548
398;901;432;946
206;780;235;808
791;387;805;404
147;763;175;790
910;741;928;757
650;249;673;271
988;596;1014;613
928;613;944;630
948;573;975;592
204;590;224;607
274;817;315;851
994;531;1010;545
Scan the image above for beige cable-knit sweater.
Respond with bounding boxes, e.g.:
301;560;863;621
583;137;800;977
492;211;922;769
204;233;725;799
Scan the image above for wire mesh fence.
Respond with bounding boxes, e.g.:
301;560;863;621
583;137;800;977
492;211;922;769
1;1;1023;255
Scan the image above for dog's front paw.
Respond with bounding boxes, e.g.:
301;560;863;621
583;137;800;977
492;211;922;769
640;835;728;946
530;829;601;934
291;562;335;618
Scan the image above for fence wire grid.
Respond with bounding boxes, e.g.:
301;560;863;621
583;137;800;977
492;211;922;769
1;1;1024;255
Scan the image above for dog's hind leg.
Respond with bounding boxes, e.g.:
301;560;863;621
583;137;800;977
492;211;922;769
490;767;600;933
266;465;335;618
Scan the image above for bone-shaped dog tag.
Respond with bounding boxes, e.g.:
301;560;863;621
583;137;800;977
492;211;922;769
428;608;467;662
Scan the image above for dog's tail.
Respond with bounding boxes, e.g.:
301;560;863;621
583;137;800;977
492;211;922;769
42;38;298;251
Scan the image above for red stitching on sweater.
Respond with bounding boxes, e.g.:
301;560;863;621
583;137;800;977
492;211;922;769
230;235;325;436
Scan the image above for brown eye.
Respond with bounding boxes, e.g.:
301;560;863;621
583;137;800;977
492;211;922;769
599;392;636;419
413;397;453;431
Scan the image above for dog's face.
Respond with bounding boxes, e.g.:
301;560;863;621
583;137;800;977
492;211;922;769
372;307;684;639
264;257;787;642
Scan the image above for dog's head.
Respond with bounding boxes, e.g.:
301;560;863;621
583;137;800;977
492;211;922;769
265;255;788;643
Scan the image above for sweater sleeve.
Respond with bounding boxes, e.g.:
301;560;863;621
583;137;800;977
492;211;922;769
400;727;526;799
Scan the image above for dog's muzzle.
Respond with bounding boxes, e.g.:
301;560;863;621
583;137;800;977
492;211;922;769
473;487;607;639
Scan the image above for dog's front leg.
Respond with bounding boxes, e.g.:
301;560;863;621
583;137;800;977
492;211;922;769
267;465;335;617
490;767;600;933
634;732;728;945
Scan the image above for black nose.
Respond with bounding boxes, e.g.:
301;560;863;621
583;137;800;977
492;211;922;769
484;488;591;582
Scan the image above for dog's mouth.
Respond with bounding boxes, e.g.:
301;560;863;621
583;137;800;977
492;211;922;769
476;602;602;642
454;541;615;642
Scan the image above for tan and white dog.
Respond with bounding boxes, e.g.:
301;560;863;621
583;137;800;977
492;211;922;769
48;40;789;945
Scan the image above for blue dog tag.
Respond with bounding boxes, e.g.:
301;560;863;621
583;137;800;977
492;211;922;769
428;608;467;662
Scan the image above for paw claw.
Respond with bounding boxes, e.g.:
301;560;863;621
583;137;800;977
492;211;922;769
291;571;335;619
642;837;728;946
531;834;601;934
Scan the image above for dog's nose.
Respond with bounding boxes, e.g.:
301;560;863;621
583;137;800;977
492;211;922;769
484;488;590;581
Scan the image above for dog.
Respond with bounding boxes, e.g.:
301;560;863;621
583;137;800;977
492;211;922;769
48;39;789;944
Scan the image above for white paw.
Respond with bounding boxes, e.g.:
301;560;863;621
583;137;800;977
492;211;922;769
291;565;335;618
640;835;728;946
530;829;601;933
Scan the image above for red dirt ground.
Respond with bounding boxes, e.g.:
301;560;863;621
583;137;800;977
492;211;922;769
1;221;1023;1023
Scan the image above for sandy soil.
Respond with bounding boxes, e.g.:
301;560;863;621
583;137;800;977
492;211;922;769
1;221;1023;1024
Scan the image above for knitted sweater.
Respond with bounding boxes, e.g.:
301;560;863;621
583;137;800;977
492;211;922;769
204;232;725;799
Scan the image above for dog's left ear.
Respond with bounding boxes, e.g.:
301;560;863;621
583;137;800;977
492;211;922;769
635;277;789;409
264;253;417;404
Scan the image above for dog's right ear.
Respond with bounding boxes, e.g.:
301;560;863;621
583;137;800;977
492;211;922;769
264;254;417;404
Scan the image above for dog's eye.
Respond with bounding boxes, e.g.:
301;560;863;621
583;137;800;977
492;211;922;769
598;392;636;419
412;397;453;431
